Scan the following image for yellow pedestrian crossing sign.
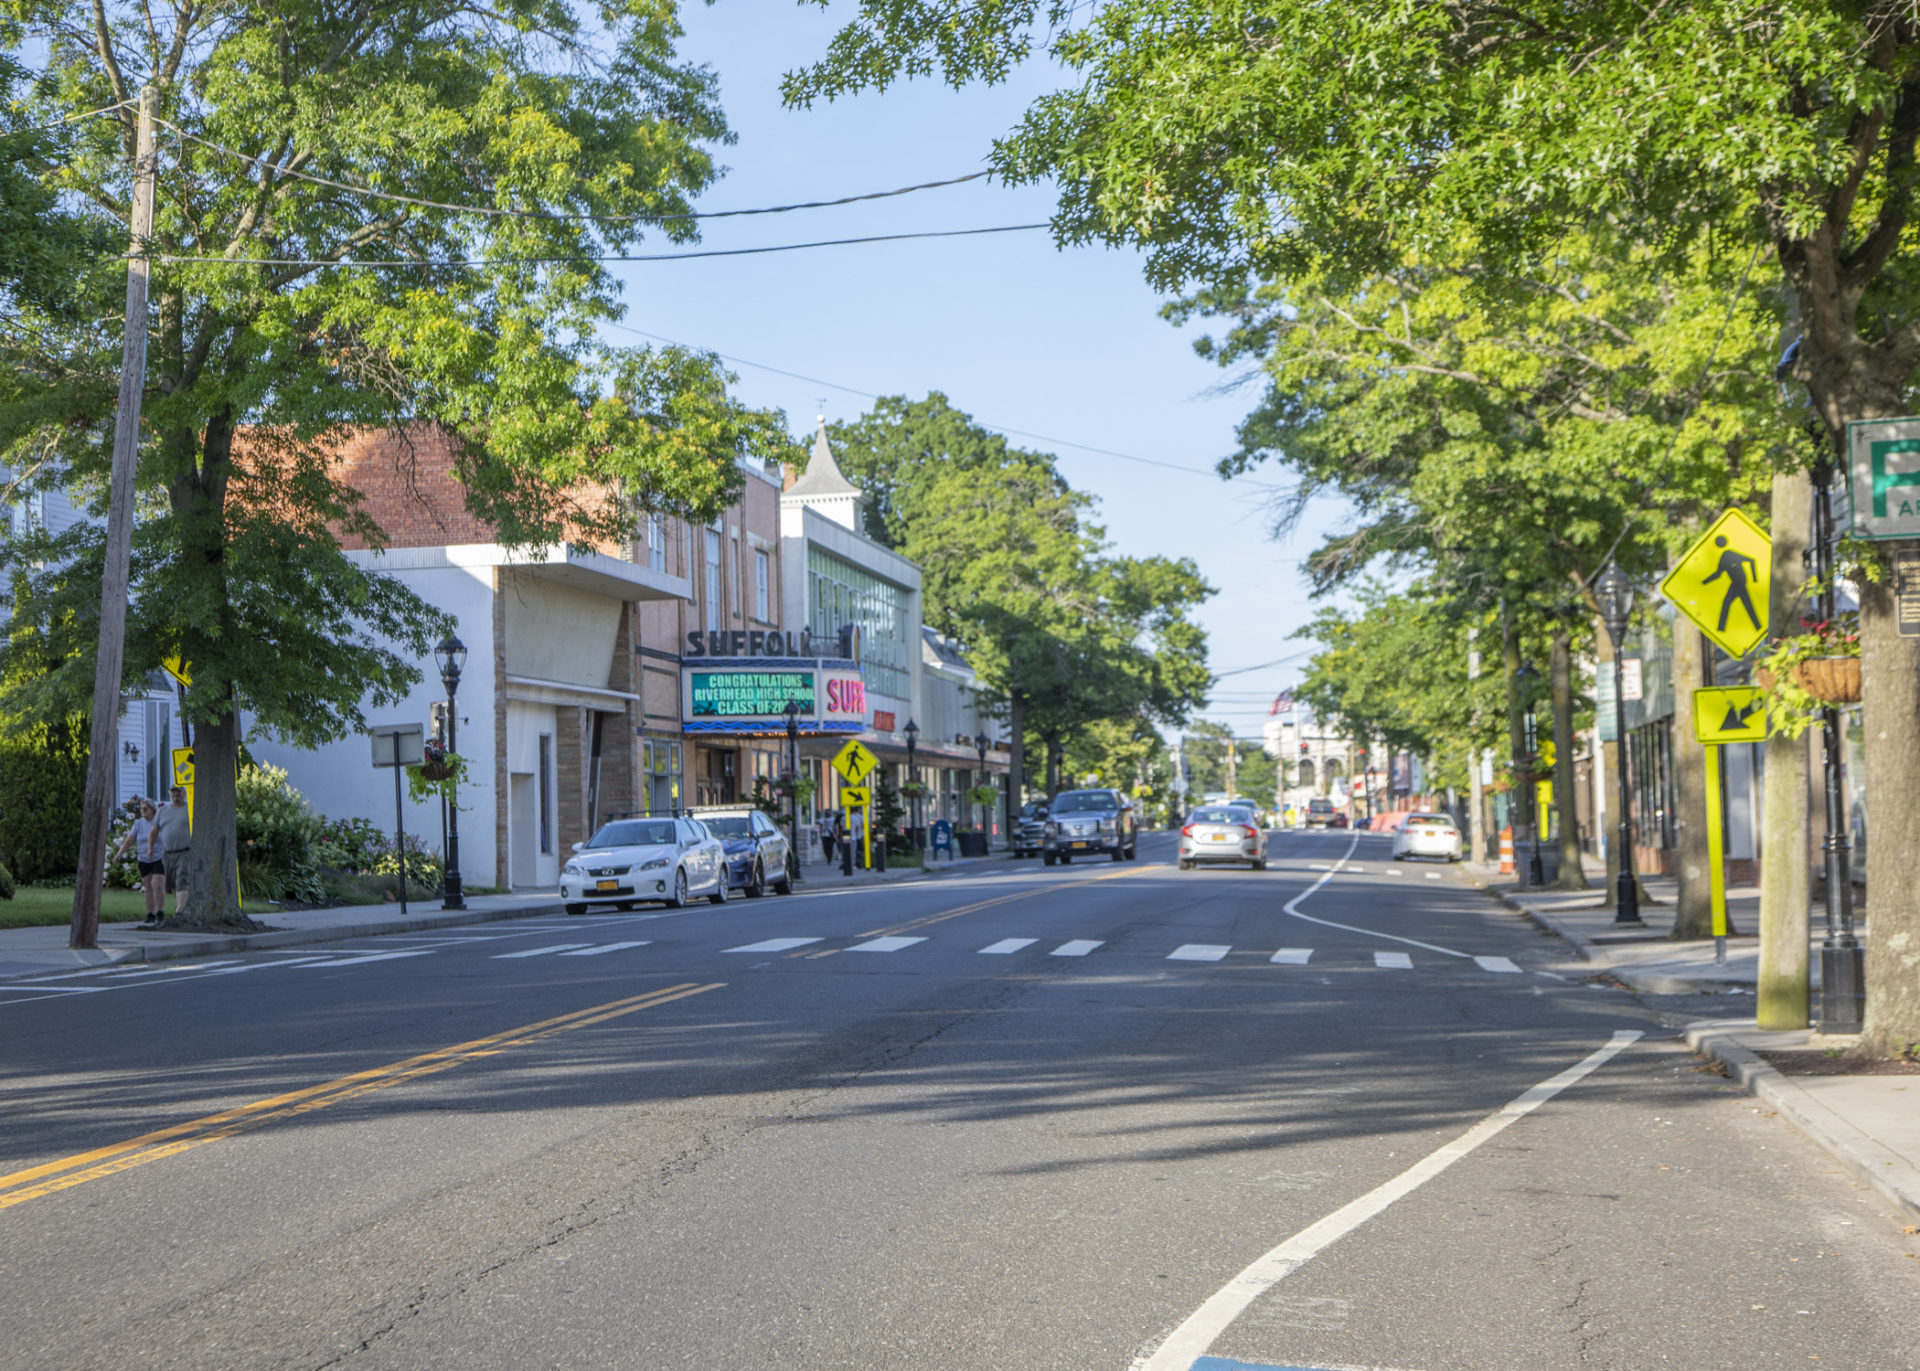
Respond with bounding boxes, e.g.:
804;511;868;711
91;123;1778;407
1693;686;1768;745
831;739;879;786
171;747;195;786
1660;508;1771;658
839;785;870;807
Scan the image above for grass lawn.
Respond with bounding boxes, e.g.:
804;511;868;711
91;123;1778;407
0;885;282;929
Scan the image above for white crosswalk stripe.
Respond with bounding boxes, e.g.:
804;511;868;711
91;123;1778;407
1474;955;1521;973
1270;948;1314;964
558;941;653;957
724;937;821;953
1374;951;1414;969
304;950;438;967
847;936;927;953
491;943;593;959
1049;940;1104;957
1168;944;1231;962
978;938;1038;955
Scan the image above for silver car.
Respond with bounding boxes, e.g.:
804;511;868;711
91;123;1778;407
561;815;729;912
1178;805;1267;870
1390;812;1463;862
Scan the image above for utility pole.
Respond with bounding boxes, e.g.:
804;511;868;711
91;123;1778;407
1225;736;1237;801
71;85;156;951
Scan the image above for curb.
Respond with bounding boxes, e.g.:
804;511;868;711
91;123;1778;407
1685;1019;1920;1226
1472;877;1755;994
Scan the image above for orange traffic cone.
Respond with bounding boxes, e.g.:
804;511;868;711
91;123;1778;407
1498;825;1515;874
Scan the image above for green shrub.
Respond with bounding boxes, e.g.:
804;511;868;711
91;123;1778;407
104;795;150;890
0;859;15;899
313;815;386;872
0;715;89;882
232;764;326;903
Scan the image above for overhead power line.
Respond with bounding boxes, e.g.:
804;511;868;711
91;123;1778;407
597;319;1287;492
155;223;1050;268
155;119;992;224
8;98;136;137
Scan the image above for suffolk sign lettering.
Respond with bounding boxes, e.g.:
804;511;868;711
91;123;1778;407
683;625;860;660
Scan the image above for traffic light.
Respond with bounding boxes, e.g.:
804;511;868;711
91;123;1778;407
1299;743;1309;754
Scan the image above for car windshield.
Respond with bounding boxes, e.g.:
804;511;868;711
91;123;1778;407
1051;792;1116;813
1308;801;1334;812
586;820;677;848
701;817;754;838
1190;808;1246;824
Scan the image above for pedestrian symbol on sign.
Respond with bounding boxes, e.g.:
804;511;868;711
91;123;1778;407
1660;508;1772;658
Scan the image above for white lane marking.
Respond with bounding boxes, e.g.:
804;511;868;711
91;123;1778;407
979;938;1038;955
1425;871;1443;880
1050;940;1103;957
112;960;246;977
1280;833;1472;959
490;944;593;959
558;941;653;957
1269;948;1314;965
1475;955;1522;974
304;950;439;966
1133;1030;1644;1371
1373;951;1414;969
1386;868;1402;875
847;936;928;953
202;957;337;975
0;983;108;995
1168;944;1231;962
1307;862;1332;870
724;937;821;953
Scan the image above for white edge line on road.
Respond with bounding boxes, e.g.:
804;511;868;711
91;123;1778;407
1280;834;1472;959
1131;1028;1644;1371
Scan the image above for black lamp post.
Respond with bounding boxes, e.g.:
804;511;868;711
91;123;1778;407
975;729;991;843
1515;663;1547;887
903;717;921;852
1595;561;1644;926
783;698;804;884
434;633;467;910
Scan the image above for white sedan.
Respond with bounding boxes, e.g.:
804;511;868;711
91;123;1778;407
561;815;729;913
1390;812;1463;862
1178;806;1267;870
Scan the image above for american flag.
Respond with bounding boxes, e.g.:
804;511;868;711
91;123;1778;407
1269;690;1295;716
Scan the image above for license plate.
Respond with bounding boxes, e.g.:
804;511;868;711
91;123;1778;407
1208;834;1227;842
596;879;618;892
1071;841;1088;849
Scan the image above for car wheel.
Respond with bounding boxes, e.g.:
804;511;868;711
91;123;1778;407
1127;843;1138;860
616;901;636;911
564;902;588;916
1043;852;1057;867
708;872;729;905
1254;859;1267;872
745;860;766;898
666;868;688;909
1061;854;1072;865
1111;845;1125;863
1178;859;1193;871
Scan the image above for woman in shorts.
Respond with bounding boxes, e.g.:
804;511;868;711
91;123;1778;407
114;800;165;926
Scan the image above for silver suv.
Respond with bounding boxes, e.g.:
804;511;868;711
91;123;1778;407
1042;789;1138;864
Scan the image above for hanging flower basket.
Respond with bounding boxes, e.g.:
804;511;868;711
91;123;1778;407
418;743;457;782
1793;656;1862;705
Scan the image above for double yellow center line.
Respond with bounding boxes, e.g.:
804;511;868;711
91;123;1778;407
0;981;723;1212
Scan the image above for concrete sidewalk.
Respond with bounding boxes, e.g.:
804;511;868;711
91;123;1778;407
0;847;1017;983
1464;857;1919;1225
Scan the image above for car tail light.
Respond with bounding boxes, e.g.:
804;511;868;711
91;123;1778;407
1242;824;1260;839
1181;825;1195;838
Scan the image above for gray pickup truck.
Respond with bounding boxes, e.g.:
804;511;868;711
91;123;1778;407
1041;788;1138;864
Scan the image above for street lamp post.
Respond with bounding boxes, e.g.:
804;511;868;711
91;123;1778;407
783;699;804;885
975;730;991;847
903;718;921;853
1596;562;1645;927
1810;457;1865;1032
434;633;467;910
1515;663;1547;887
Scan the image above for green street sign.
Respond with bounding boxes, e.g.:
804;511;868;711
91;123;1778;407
1847;417;1920;540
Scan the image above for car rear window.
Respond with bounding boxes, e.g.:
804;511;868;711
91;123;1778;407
1408;815;1456;829
1190;808;1247;824
1308;800;1334;812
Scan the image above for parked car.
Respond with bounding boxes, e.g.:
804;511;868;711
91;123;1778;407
1391;811;1463;862
1329;810;1349;829
1305;798;1337;829
1013;801;1050;858
560;814;729;913
1042;789;1138;864
691;805;795;896
1178;805;1267;871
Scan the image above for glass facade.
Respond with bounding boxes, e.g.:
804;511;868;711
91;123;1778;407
807;546;911;700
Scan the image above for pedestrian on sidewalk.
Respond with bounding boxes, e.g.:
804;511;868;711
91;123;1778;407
821;809;838;866
115;800;165;926
151;786;192;921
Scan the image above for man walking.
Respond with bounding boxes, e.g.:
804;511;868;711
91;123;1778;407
152;785;192;922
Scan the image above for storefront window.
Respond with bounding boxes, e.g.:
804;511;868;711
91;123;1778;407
806;546;911;699
643;739;682;815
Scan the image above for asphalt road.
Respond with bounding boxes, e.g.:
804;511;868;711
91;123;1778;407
2;829;1915;1371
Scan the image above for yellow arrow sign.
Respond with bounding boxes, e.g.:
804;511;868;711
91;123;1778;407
1660;508;1771;657
171;747;195;786
839;785;870;807
1693;686;1768;745
161;654;191;687
831;739;879;786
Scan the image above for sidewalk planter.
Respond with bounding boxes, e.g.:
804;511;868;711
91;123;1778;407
956;830;990;858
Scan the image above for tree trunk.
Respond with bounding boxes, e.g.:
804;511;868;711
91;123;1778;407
1501;599;1531;888
1467;743;1488;863
179;704;250;928
1008;693;1027;826
1857;570;1920;1057
1548;626;1588;890
1757;468;1812;1031
1671;617;1714;938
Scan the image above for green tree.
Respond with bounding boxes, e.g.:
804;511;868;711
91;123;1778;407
4;2;794;929
789;0;1920;1052
824;394;1212;814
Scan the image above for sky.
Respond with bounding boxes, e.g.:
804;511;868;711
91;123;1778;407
597;4;1355;738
